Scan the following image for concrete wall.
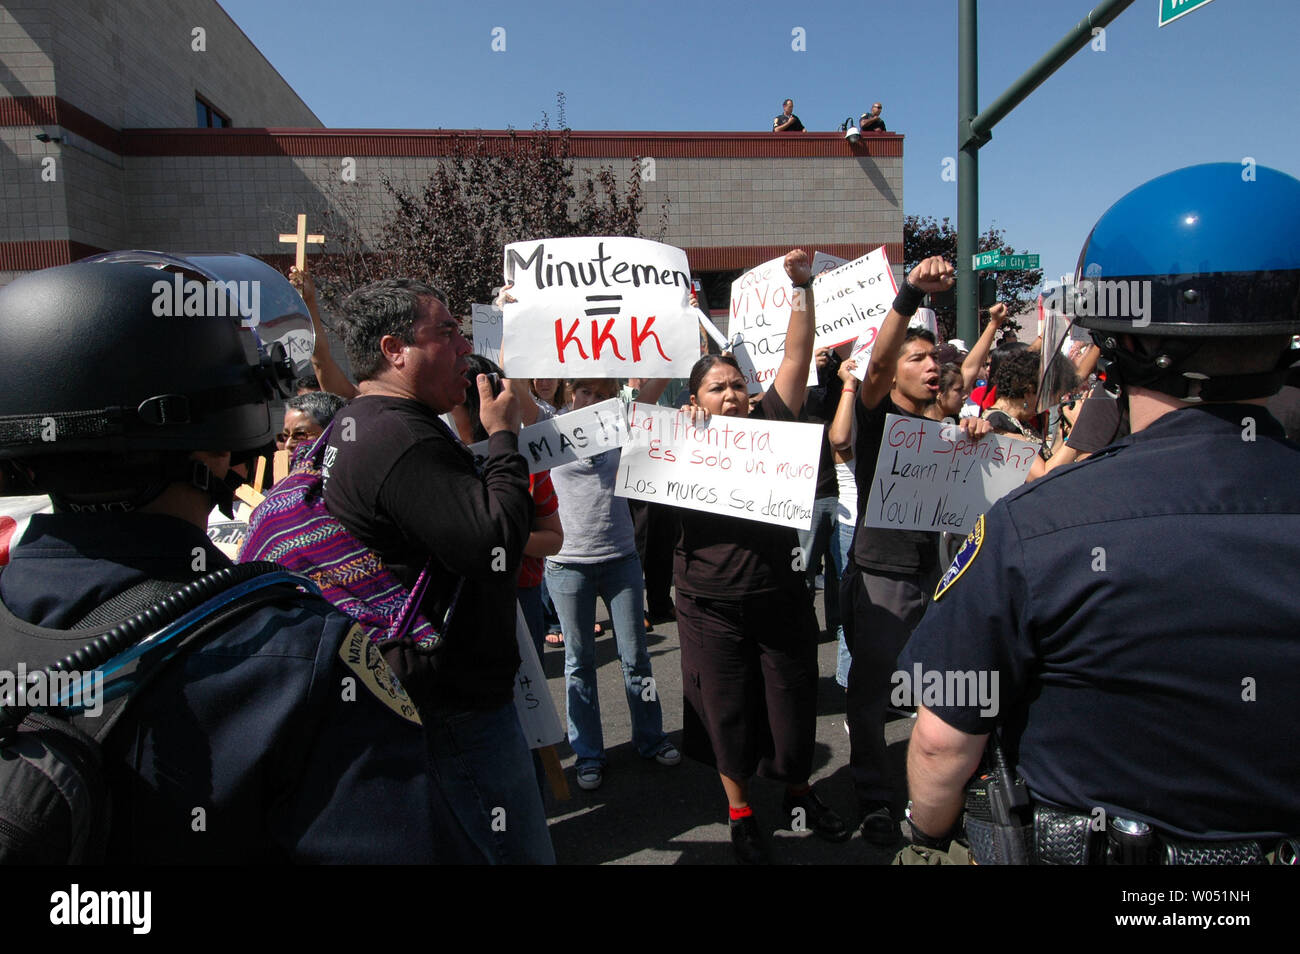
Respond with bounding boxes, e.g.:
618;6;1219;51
118;152;902;259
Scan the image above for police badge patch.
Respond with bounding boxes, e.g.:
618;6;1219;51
934;514;984;601
339;625;422;725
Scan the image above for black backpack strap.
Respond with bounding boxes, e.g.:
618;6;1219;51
89;577;309;740
0;563;315;741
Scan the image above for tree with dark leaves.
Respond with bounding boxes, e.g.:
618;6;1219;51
903;214;1044;342
308;96;667;321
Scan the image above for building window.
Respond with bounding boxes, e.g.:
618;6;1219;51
196;95;231;128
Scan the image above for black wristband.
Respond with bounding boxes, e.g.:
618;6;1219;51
792;280;813;291
892;280;925;318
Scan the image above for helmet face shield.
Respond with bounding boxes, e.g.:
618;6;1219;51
83;250;314;395
0;252;314;464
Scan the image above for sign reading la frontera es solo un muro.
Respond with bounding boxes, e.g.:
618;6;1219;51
500;237;701;379
615;402;824;530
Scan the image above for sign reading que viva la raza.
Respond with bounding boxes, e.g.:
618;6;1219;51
500;237;701;378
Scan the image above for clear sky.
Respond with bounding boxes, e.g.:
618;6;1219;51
217;0;1299;287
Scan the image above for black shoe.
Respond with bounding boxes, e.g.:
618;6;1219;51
729;814;771;864
784;789;852;843
646;606;676;625
858;803;899;847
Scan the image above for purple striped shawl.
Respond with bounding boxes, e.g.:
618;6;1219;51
239;426;440;648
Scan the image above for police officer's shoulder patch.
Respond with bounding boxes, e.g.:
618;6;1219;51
934;514;984;601
338;625;422;725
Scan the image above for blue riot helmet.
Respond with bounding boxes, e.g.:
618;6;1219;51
1074;163;1300;403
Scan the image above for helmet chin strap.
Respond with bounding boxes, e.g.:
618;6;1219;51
1092;334;1289;404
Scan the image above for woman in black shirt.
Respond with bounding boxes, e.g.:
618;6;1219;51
674;250;850;863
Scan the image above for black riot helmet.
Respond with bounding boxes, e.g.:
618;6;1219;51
0;251;312;513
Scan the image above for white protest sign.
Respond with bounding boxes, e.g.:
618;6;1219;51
727;254;792;392
912;307;938;337
729;247;898;393
847;307;940;382
513;602;564;748
615;402;823;530
501;237;699;378
468;398;629;473
809;246;897;350
470;303;503;366
862;414;1037;535
811;251;850;275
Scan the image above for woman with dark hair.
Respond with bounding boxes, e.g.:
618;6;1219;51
674;249;849;863
544;375;679;792
925;363;966;423
281;390;347;460
983;348;1048;453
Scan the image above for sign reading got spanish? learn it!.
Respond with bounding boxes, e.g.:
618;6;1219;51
863;415;1038;535
500;237;701;378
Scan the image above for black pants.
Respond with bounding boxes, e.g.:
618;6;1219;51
841;564;936;806
677;588;819;783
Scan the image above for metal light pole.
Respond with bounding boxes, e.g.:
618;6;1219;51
955;0;1137;344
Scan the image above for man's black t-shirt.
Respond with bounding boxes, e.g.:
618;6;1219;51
674;388;807;598
851;394;940;574
774;114;805;132
322;394;532;711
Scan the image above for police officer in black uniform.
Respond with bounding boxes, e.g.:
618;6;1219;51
898;164;1300;863
0;253;481;863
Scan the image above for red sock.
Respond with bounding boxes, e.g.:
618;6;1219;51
729;805;754;821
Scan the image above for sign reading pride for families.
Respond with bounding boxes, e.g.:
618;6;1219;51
729;247;898;392
862;415;1038;535
468;398;630;474
615;402;823;530
470;303;503;366
500;237;700;378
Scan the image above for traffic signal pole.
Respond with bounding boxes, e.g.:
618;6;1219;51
955;0;1137;344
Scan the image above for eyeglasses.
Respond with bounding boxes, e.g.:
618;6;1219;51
277;428;317;444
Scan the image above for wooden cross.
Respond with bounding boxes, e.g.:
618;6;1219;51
278;213;325;271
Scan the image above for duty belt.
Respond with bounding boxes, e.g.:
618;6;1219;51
1025;805;1295;865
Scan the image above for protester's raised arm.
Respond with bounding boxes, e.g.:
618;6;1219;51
861;256;955;410
290;266;359;400
829;358;859;452
961;302;1007;393
770;249;816;414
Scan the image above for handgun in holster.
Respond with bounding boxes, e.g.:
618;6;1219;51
962;731;1032;864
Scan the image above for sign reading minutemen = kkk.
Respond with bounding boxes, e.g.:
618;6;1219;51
501;237;700;378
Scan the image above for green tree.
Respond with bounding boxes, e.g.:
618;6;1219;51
310;96;667;319
903;214;1044;342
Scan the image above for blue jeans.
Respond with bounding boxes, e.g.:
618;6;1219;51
423;702;556;864
834;520;855;688
544;554;667;767
796;495;843;634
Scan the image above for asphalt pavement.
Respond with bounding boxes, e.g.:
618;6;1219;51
537;584;916;865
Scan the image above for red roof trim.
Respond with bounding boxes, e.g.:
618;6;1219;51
0;240;106;271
